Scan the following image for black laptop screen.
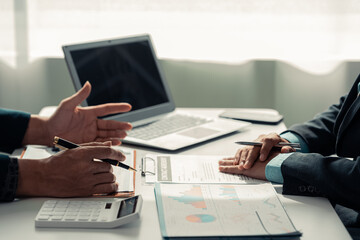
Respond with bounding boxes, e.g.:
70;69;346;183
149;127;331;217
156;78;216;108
69;40;169;112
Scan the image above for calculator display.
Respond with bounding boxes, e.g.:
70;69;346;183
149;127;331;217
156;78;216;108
117;196;138;218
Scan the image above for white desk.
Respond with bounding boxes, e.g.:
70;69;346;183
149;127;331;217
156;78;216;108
0;108;351;240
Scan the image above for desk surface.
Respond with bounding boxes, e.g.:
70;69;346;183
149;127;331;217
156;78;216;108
0;108;351;240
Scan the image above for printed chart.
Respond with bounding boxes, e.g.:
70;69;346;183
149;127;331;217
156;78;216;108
155;183;301;238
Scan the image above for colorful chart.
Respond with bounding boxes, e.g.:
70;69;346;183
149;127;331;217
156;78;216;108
220;185;241;205
186;214;216;223
169;185;207;209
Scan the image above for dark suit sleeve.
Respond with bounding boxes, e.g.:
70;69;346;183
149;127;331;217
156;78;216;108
0;108;29;201
284;95;345;156
281;152;360;211
0;154;19;201
0;108;30;153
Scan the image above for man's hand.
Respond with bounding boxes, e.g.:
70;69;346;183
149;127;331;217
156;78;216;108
23;81;133;146
16;142;125;197
234;132;294;170
219;151;280;180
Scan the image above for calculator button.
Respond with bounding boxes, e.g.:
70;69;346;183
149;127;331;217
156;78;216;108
41;208;53;212
51;216;63;220
56;206;67;210
53;212;65;216
79;212;91;216
65;212;77;216
43;204;55;209
38;215;50;220
66;209;79;213
54;208;66;212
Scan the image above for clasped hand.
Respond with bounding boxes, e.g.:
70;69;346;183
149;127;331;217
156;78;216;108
219;133;295;180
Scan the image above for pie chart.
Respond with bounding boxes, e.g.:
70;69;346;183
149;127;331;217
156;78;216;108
186;214;216;223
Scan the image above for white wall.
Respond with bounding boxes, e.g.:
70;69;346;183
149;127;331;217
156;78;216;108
0;57;358;127
1;1;360;127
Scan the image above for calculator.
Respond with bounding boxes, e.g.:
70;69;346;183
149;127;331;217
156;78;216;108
35;195;142;228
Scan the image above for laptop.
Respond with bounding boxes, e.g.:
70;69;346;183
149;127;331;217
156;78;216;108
62;34;250;151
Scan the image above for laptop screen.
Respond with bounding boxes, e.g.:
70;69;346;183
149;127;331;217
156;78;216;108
63;35;175;122
68;40;168;111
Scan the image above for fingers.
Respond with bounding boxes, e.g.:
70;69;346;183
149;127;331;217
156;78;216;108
59;81;91;110
91;172;116;184
235;147;259;170
243;147;260;169
91;172;118;195
259;133;282;161
232;133;288;170
97;119;132;131
92;182;118;195
281;146;295;153
78;146;126;162
79;141;112;147
90;161;113;174
96;129;128;139
96;119;132;142
219;159;236;166
219;165;244;175
94;137;122;146
85;103;132;117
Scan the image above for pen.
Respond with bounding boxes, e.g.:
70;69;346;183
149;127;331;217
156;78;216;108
53;136;137;172
235;141;301;148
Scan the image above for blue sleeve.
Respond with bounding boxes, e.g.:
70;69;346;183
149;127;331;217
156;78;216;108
265;153;293;183
265;131;310;183
280;131;310;153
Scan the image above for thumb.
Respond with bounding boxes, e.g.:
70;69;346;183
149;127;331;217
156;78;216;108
60;81;91;109
281;146;295;153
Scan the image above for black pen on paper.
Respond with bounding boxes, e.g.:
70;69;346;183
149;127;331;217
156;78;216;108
53;136;137;172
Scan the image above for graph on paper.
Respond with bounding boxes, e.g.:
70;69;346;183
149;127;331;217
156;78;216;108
169;185;207;209
154;183;301;238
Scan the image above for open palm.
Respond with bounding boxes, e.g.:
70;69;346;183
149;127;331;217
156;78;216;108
46;82;132;145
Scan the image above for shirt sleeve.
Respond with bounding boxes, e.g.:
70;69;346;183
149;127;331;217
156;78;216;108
280;131;310;153
265;153;293;183
265;131;310;183
0;154;19;202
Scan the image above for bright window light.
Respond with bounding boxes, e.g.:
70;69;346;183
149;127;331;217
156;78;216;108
1;0;360;72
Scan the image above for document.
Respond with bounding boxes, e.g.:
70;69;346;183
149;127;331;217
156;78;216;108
143;154;264;184
154;183;301;238
21;145;136;196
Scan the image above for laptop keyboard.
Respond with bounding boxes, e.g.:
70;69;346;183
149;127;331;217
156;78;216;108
127;114;213;140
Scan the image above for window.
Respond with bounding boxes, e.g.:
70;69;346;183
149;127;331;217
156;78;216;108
1;0;360;69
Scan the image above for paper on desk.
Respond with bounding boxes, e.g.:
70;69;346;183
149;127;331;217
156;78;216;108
144;154;264;184
154;183;301;238
22;145;134;192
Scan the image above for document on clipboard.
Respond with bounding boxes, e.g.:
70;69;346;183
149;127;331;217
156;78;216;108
141;154;264;184
21;145;136;197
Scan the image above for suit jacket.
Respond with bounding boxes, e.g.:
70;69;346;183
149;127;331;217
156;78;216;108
0;108;30;153
0;108;30;201
282;74;360;219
